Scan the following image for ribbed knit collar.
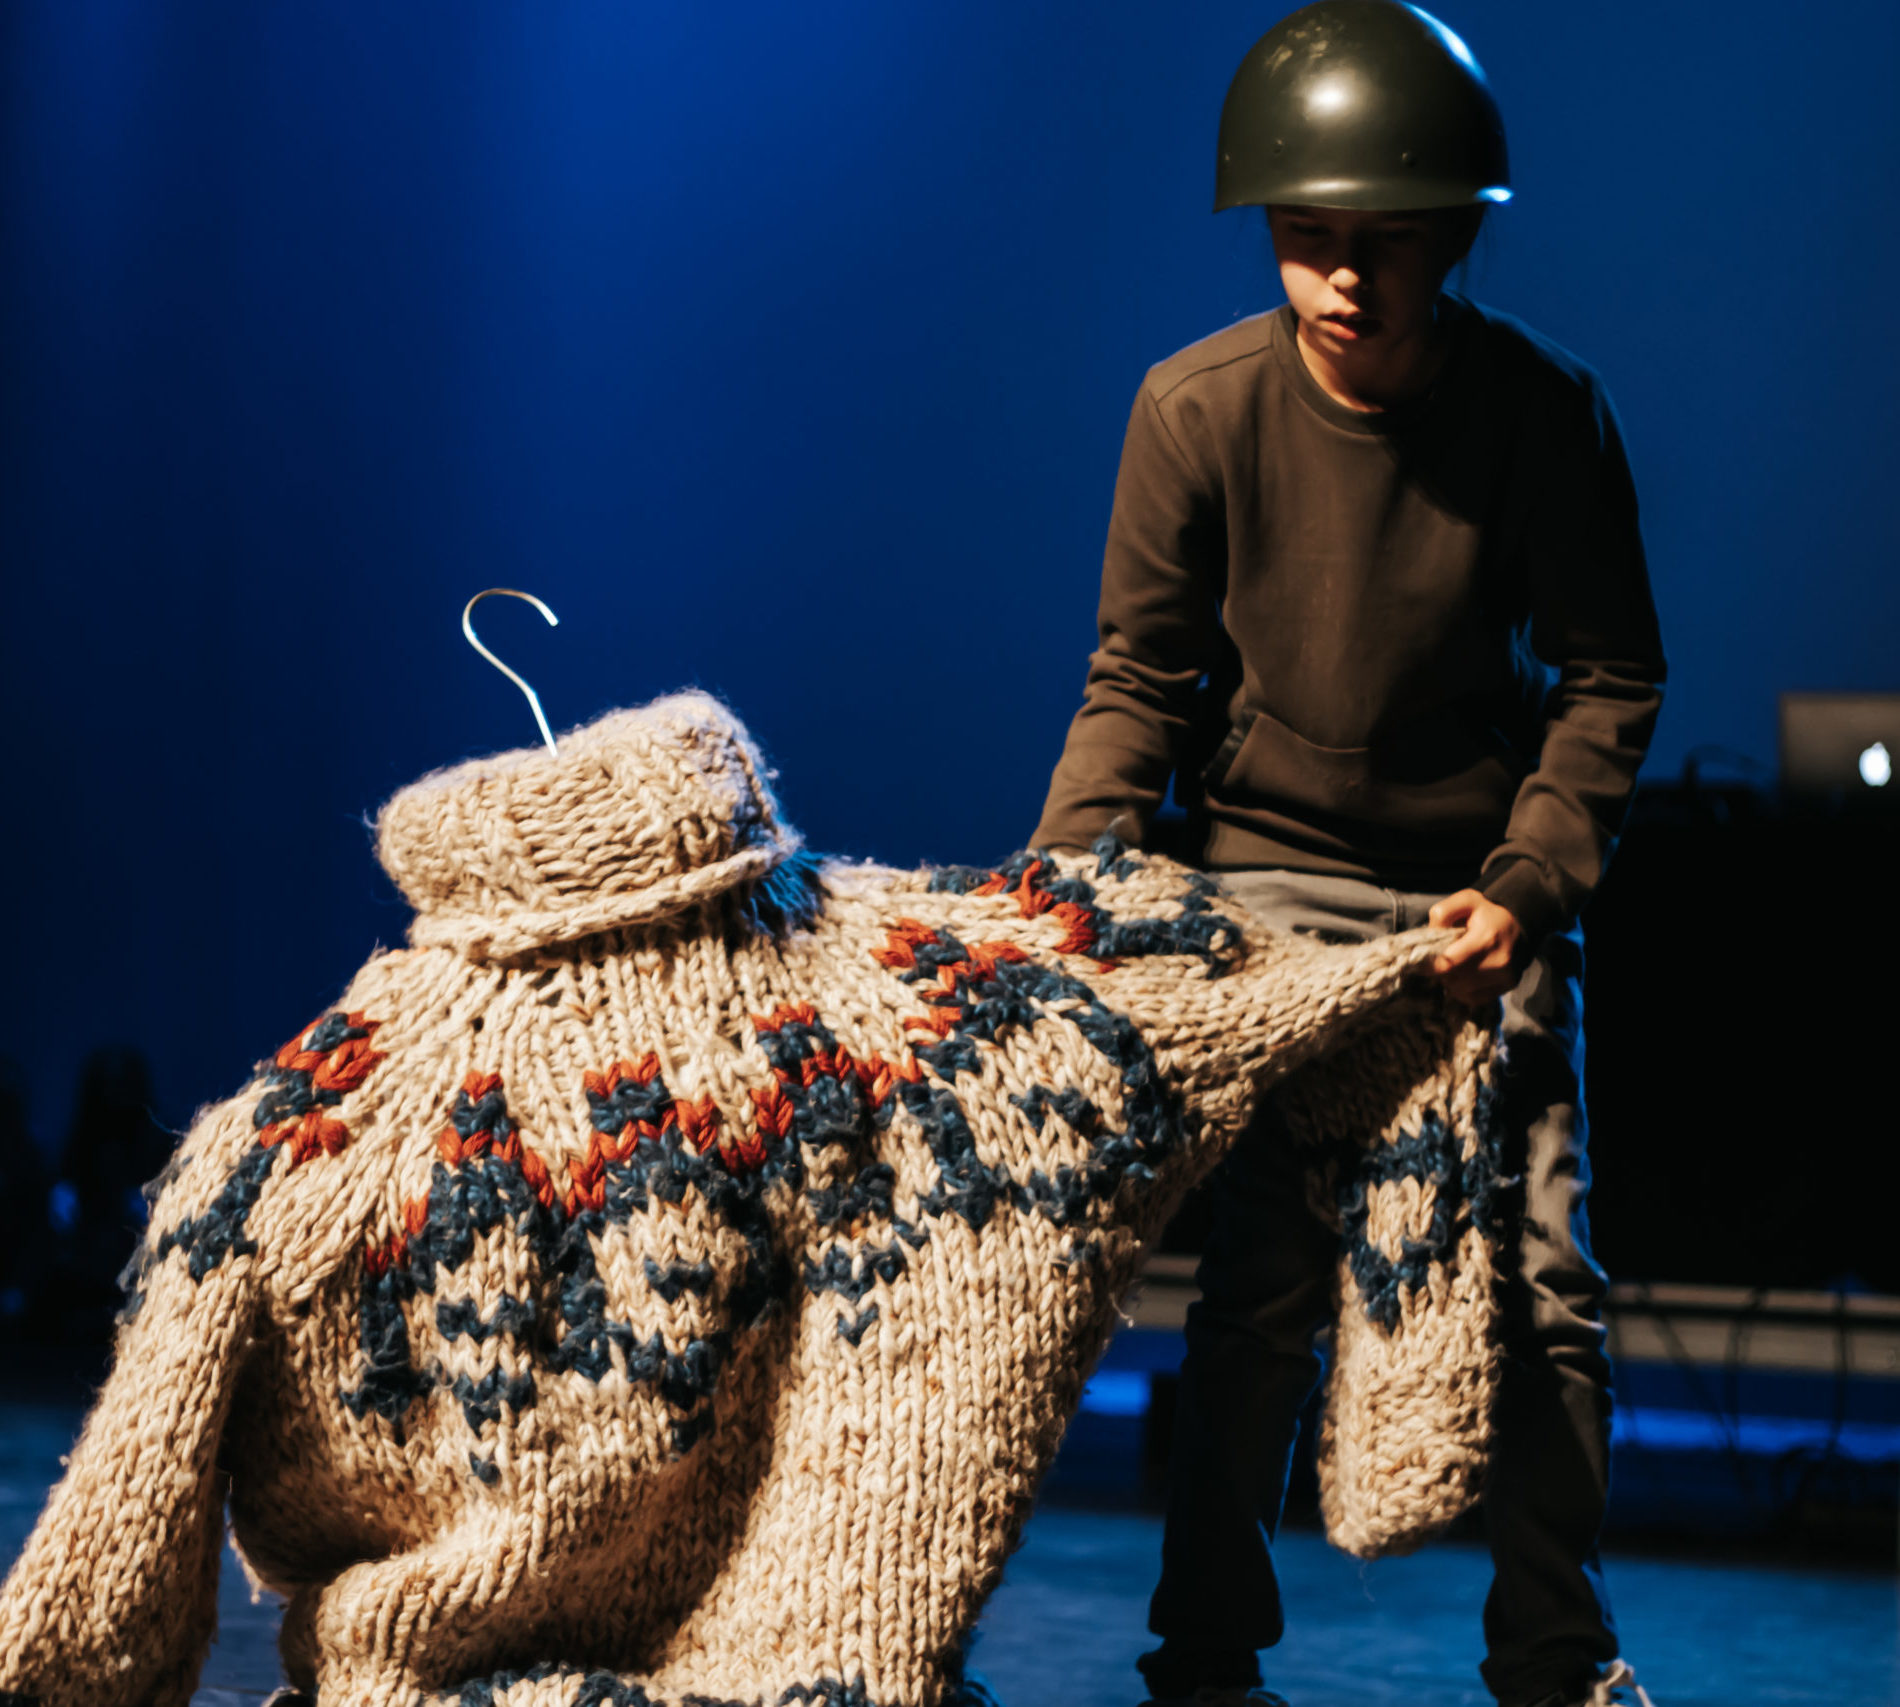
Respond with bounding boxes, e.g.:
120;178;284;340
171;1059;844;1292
377;692;801;961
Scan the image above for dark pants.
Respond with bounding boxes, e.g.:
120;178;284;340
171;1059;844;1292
1141;870;1619;1707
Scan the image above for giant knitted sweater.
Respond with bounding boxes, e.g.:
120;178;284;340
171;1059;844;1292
0;693;1505;1707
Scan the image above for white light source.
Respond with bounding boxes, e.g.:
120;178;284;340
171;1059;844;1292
1859;741;1892;788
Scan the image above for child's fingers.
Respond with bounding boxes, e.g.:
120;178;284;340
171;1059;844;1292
1444;954;1516;1000
1444;938;1524;1003
1431;926;1489;974
1428;889;1482;929
1436;918;1522;975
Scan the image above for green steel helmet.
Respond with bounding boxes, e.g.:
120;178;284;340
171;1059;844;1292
1214;0;1511;212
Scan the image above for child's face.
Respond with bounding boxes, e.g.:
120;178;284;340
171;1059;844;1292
1267;205;1476;356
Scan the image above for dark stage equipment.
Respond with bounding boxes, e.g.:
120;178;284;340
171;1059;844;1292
1568;786;1898;1295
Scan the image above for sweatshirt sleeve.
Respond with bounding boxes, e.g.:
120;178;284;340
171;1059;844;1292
1032;378;1227;852
0;1098;264;1707
1477;375;1667;943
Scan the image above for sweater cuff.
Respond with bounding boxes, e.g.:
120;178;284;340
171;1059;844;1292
1476;856;1569;949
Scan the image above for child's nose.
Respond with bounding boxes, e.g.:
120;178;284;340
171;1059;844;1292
1337;235;1378;284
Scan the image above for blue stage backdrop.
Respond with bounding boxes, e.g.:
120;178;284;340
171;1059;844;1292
3;1;1897;1141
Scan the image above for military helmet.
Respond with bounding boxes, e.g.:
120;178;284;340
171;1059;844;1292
1215;1;1511;212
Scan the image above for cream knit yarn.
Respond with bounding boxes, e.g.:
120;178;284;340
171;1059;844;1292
0;692;1504;1707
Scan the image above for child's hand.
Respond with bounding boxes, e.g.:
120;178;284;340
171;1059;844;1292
1426;889;1526;1006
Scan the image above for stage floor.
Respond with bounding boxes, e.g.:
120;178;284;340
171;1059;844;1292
978;1507;1898;1707
1;1402;1894;1706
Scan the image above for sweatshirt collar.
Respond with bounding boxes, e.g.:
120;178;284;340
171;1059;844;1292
1271;291;1479;436
377;692;802;961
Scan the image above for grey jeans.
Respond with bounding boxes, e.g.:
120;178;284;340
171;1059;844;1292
1141;869;1619;1707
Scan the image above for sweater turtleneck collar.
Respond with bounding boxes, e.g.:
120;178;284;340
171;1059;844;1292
376;691;802;961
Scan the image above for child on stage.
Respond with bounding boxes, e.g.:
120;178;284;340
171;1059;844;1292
1033;6;1666;1704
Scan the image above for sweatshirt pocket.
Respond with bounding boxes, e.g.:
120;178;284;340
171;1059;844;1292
1199;710;1258;790
1210;706;1376;805
1207;704;1527;840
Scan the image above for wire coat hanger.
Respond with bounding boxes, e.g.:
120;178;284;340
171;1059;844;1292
462;588;560;754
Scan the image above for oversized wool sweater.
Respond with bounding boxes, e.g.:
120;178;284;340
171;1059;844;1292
0;693;1506;1707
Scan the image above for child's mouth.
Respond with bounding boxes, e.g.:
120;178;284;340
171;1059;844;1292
1323;313;1381;339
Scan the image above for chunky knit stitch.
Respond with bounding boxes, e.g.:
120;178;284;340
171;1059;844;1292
0;693;1504;1707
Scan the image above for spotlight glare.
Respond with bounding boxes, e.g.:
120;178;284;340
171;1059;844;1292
1306;76;1351;115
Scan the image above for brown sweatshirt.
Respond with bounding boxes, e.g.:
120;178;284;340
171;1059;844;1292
1032;293;1667;945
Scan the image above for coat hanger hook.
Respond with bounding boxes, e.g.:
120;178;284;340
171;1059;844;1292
462;588;561;754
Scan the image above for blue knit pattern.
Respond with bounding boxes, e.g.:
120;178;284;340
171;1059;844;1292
1336;1084;1507;1333
277;842;1247;1478
119;1010;385;1317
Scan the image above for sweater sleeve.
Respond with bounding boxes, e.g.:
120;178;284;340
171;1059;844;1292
1477;376;1667;944
1008;846;1456;1128
0;1098;263;1707
1032;378;1227;852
